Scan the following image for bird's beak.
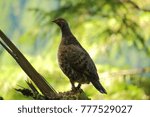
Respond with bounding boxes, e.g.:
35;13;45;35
52;20;56;23
52;19;60;26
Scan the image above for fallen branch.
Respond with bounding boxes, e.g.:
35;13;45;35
0;29;57;98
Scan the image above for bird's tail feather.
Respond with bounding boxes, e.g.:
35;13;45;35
91;80;107;94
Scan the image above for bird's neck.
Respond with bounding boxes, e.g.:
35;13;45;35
60;25;73;37
59;25;79;45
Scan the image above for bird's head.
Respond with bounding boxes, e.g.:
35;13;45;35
52;18;68;28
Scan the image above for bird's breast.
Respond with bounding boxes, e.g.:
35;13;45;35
57;44;69;67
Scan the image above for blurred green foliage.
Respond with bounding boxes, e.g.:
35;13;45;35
0;0;150;99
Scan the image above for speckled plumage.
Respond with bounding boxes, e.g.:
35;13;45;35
53;18;107;94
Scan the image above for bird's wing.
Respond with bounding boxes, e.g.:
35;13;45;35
66;44;99;80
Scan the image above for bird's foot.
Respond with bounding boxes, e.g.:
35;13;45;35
76;83;81;89
71;84;81;92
